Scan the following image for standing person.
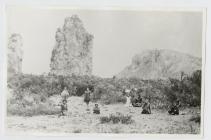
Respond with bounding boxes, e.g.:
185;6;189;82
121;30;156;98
124;89;132;107
61;86;69;101
73;86;77;96
141;98;151;114
84;87;91;110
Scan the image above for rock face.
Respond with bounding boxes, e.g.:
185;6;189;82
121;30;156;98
7;34;23;76
50;15;93;76
117;49;201;79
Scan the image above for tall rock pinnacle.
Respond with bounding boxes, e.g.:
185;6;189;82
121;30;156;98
7;34;23;76
50;15;94;76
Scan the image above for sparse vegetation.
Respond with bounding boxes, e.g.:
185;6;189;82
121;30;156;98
189;115;201;124
73;129;82;133
7;70;201;116
100;113;133;124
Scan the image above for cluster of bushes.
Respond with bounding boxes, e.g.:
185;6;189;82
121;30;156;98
7;89;60;116
162;70;201;107
7;101;60;116
100;113;133;124
7;70;201;116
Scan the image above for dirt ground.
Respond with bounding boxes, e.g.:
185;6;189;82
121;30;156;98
6;96;200;134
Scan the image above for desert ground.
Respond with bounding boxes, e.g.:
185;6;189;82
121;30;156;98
6;96;200;134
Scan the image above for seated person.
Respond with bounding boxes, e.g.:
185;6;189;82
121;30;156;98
132;94;142;107
93;104;100;114
141;99;151;114
168;100;180;115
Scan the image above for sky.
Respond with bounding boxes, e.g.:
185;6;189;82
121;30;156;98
6;7;203;77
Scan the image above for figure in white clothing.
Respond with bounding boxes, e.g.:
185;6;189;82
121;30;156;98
61;87;69;101
124;89;132;107
125;95;132;107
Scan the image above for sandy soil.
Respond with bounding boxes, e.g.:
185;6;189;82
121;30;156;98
6;96;200;134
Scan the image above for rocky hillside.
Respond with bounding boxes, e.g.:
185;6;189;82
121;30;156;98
7;34;23;76
117;49;201;79
50;15;93;76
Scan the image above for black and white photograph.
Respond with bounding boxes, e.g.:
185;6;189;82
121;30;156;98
5;6;205;135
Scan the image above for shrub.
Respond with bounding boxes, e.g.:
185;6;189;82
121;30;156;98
100;113;133;124
162;70;201;107
7;90;60;116
100;116;111;124
110;127;121;133
7;69;201;114
73;129;82;133
189;115;201;124
7;102;60;116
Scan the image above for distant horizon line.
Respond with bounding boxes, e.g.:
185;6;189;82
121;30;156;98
20;48;202;78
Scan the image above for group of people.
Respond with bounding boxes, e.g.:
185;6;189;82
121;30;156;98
57;87;100;117
57;86;180;117
124;88;181;115
124;88;151;114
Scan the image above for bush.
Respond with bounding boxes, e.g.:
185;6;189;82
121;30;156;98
189;115;200;124
73;129;82;133
7;102;60;116
163;70;201;107
7;69;201;116
100;113;134;124
100;116;111;124
7;89;60;116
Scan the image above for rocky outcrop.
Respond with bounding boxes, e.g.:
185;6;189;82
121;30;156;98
50;15;94;76
7;34;23;76
117;49;201;79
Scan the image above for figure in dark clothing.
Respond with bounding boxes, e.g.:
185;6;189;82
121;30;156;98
58;99;68;117
84;88;91;110
141;99;151;114
168;100;180;115
93;104;100;114
132;94;143;107
137;94;142;103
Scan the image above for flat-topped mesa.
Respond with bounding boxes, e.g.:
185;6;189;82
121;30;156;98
7;34;23;76
50;15;94;76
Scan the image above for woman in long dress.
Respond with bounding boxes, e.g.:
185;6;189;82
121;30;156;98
124;89;132;107
84;88;91;110
61;87;69;101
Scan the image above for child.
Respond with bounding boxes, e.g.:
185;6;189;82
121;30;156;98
93;104;100;114
58;99;68;117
